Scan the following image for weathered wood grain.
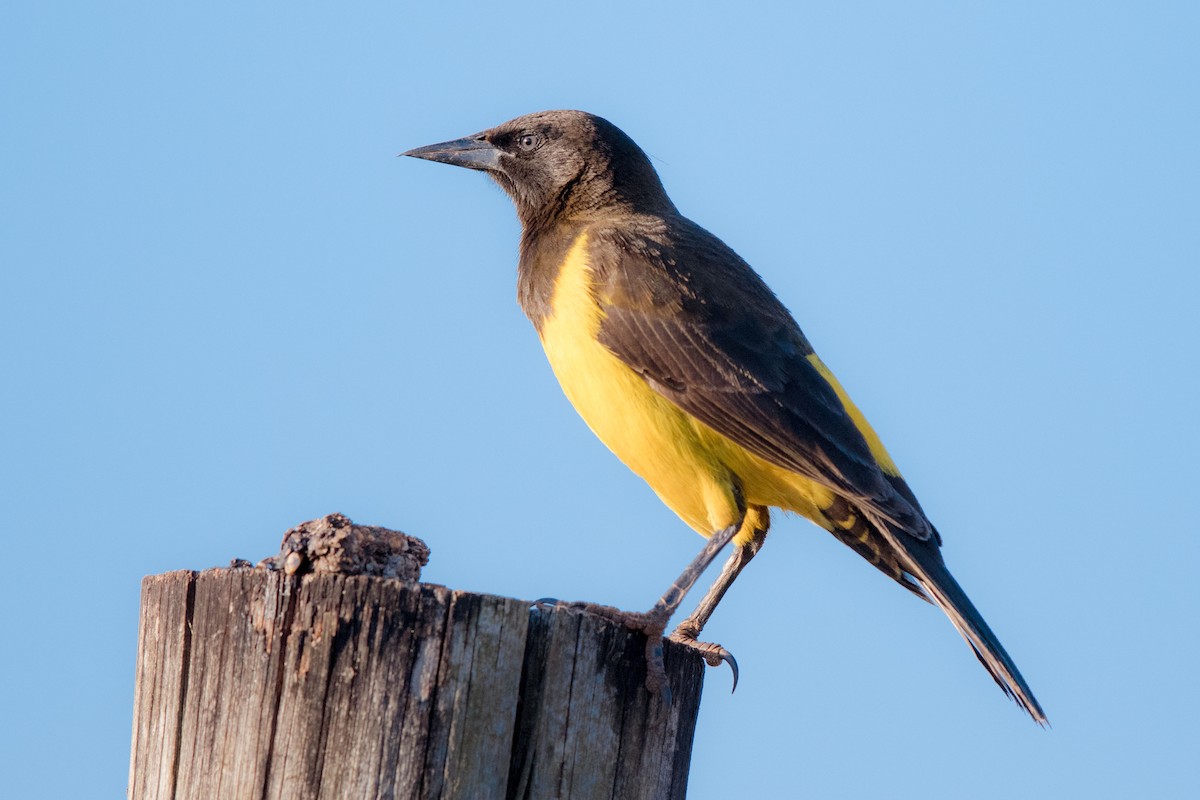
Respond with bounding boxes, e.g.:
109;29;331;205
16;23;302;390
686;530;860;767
129;570;704;800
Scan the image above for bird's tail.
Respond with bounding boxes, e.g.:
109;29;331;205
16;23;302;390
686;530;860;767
903;550;1048;725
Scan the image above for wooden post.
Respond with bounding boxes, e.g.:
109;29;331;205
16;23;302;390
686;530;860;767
128;516;705;800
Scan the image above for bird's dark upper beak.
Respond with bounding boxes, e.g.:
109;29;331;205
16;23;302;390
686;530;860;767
401;135;501;172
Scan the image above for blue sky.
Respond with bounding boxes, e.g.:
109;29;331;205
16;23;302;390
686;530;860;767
2;2;1197;797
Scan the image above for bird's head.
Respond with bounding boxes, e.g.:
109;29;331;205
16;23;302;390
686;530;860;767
403;110;674;228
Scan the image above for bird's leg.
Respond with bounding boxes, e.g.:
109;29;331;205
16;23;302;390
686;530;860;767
669;517;769;690
555;519;742;696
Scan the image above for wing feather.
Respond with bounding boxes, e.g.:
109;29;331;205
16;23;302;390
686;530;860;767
587;222;933;540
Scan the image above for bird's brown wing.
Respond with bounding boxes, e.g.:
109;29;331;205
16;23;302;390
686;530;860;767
586;222;934;541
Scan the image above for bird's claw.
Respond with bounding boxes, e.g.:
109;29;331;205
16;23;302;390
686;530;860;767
532;596;563;612
668;631;740;692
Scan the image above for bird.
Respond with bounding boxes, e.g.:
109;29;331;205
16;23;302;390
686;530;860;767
402;110;1046;724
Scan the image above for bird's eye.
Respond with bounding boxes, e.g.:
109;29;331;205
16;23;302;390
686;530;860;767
518;132;543;152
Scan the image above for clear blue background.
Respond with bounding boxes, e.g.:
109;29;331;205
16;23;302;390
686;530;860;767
2;3;1197;797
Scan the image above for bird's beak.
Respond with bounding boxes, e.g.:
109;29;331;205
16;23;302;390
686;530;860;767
400;135;501;172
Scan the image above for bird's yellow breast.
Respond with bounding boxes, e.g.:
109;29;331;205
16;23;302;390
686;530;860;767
537;233;833;541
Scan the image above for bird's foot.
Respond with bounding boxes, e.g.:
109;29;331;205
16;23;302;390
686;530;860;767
668;620;739;692
533;598;673;699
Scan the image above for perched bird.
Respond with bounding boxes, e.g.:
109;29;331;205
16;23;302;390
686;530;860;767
403;110;1046;723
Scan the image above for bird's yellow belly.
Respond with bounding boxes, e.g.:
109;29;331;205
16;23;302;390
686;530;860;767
537;234;832;542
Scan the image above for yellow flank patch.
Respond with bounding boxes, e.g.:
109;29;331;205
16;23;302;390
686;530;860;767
538;231;841;542
538;233;736;534
805;355;901;477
